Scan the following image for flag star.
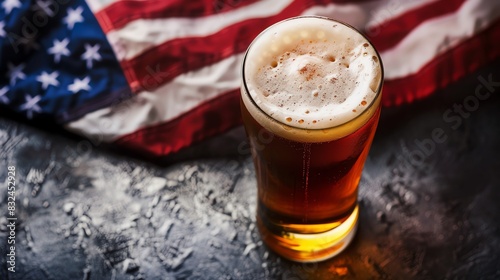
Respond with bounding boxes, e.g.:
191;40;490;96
0;21;6;38
63;6;84;30
81;43;102;69
68;76;91;94
7;63;26;86
20;95;42;119
48;38;70;63
2;0;21;14
34;0;55;17
37;71;59;89
0;86;9;104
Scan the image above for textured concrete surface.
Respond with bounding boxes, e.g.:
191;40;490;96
1;64;500;279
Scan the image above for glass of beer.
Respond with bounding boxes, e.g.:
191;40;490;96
240;16;383;262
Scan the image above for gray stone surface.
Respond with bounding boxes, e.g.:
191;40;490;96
1;65;500;279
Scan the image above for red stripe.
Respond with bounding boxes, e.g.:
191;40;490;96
120;0;378;93
366;0;467;52
114;19;500;157
94;0;261;33
114;90;242;156
383;18;500;107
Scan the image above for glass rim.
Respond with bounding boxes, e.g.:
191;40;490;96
241;15;384;131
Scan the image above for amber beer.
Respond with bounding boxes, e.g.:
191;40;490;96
241;16;383;262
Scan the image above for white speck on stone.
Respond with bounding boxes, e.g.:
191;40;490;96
243;243;257;256
152;195;160;207
119;221;137;230
63;202;75;214
0;216;7;231
142;177;167;196
27;168;45;184
162;193;177;201
168;248;193;270
157;220;173;238
129;214;141;221
79;215;91;224
81;223;92;237
129;203;142;214
131;167;142;176
122;258;139;273
403;191;418;204
248;223;255;231
376;211;386;222
224;203;234;214
392;182;403;192
238;204;250;218
166;180;178;189
185;165;198;179
386;202;395;211
177;173;185;182
229;230;237;241
145;208;153;219
211;228;220;236
172;204;181;214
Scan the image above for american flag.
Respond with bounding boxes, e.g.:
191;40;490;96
1;0;499;157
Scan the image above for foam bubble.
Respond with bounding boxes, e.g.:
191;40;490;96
244;17;382;129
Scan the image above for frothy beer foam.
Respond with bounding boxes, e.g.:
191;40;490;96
243;17;382;130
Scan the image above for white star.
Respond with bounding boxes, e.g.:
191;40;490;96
63;6;84;30
33;0;55;17
48;38;70;63
7;63;26;86
68;76;91;94
0;21;5;38
20;95;42;119
81;44;102;69
2;0;21;14
36;71;59;89
0;86;9;104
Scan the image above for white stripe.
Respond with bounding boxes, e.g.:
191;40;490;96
301;2;378;29
66;54;244;142
85;0;115;12
303;0;438;30
381;0;500;79
107;0;292;60
365;0;439;29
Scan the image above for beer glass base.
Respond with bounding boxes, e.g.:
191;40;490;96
257;205;359;263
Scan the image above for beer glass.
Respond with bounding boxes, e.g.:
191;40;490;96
241;16;383;262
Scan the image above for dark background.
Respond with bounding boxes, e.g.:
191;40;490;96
1;60;499;279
